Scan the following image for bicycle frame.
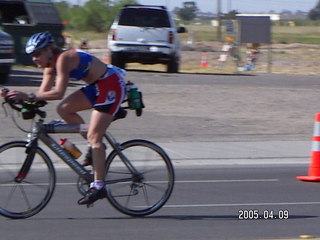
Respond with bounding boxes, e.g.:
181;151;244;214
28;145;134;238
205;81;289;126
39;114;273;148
1;98;175;218
30;120;93;183
25;119;140;185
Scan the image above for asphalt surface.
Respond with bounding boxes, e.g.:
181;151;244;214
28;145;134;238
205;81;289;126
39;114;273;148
1;166;320;240
1;67;320;239
3;66;320;144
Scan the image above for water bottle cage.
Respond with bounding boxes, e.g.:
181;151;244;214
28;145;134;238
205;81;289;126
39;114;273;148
128;91;144;109
123;91;145;117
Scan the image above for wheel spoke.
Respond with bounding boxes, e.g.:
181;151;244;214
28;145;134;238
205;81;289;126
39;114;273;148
18;184;32;210
142;184;150;206
4;184;18;208
143;182;169;192
105;140;174;216
0;141;56;219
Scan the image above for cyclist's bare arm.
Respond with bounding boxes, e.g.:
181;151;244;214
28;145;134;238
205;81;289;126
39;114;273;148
37;68;56;93
35;53;76;101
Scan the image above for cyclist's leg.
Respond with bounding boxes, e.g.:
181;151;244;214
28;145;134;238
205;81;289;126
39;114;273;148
87;110;113;181
77;110;112;205
56;89;92;124
78;72;126;205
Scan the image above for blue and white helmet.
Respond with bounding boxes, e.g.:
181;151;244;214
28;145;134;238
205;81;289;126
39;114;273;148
25;31;55;55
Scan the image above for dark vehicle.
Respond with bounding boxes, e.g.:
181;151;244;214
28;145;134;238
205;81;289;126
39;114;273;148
0;0;64;65
0;30;14;84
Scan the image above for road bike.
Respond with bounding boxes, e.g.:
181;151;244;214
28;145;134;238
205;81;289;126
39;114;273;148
0;97;175;219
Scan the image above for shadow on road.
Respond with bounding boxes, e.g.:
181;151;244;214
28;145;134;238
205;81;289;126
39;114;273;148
4;67;255;88
27;214;318;221
4;68;82;87
125;68;255;76
4;68;42;87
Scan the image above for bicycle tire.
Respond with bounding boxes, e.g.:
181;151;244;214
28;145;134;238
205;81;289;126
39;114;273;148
105;139;174;216
0;141;56;219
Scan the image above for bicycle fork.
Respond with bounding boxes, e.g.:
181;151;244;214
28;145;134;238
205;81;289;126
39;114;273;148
15;139;38;183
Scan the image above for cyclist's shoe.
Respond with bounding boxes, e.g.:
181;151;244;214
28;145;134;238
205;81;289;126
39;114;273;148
82;147;92;166
78;187;107;205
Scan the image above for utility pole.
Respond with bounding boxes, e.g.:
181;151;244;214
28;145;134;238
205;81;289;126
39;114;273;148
217;0;222;41
228;0;232;12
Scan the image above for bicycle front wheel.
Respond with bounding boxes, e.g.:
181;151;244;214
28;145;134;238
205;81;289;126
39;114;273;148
0;141;56;219
105;140;174;217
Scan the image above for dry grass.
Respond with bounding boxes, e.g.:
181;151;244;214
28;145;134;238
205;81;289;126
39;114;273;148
82;24;320;75
118;43;320;75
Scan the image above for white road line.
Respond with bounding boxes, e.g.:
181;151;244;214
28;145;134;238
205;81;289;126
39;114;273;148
164;202;320;208
175;179;279;183
55;179;279;185
52;181;320;210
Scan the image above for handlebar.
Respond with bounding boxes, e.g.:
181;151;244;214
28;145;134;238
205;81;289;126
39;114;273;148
3;97;47;120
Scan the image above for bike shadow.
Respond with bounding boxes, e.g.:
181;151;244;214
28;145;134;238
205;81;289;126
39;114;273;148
143;214;318;221
29;214;318;221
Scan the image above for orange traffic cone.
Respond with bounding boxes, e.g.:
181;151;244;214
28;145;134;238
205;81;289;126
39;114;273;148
102;49;109;63
200;52;208;67
297;113;320;182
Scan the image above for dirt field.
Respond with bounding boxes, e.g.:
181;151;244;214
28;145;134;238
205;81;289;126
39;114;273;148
87;40;320;75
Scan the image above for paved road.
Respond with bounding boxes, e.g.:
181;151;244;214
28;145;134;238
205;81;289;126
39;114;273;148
2;66;320;143
1;165;320;240
1;67;320;239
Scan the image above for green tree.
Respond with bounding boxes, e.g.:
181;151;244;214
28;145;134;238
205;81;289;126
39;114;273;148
69;5;88;30
309;0;320;20
83;0;109;32
223;10;239;20
54;0;138;32
176;1;198;21
54;1;71;24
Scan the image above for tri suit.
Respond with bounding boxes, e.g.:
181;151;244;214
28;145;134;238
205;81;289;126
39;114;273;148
68;49;126;116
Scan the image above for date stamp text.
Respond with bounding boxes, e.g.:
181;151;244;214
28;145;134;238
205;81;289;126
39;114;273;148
238;209;289;220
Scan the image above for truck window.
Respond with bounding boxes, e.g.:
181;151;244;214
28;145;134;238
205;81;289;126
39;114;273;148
118;8;170;28
0;2;29;24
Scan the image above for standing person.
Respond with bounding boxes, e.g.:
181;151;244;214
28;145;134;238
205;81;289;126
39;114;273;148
1;31;127;205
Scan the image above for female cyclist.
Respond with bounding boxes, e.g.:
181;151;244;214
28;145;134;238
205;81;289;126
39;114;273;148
1;31;127;205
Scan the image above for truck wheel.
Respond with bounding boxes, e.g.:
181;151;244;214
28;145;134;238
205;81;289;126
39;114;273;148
167;57;179;73
111;53;126;69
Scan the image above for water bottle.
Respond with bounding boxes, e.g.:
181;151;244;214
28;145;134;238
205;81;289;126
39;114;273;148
59;138;82;159
127;81;141;109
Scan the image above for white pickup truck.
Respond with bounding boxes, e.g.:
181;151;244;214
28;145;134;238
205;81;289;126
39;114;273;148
108;5;186;73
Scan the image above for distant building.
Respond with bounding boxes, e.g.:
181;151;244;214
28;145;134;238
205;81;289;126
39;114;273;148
196;11;215;20
279;11;308;20
236;13;280;21
190;11;308;23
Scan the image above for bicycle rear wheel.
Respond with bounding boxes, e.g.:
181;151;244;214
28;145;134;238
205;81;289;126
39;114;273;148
105;140;174;216
0;141;56;219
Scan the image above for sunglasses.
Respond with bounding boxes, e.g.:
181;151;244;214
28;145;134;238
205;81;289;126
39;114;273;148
31;49;43;58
